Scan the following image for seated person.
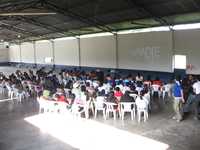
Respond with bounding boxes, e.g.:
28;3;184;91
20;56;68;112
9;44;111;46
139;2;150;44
67;90;75;105
122;83;130;94
105;91;118;109
129;85;138;95
135;83;143;94
135;91;149;109
42;89;52;100
152;77;162;98
136;73;143;85
55;86;65;96
87;85;96;100
143;75;152;88
97;89;106;97
120;91;135;103
136;73;143;81
34;84;43;97
152;77;161;99
106;91;118;104
55;94;69;104
114;87;123;101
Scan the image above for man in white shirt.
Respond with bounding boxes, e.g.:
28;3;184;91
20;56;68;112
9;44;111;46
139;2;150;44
192;77;200;120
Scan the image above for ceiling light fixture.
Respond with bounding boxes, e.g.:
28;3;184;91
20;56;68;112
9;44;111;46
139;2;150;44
0;12;57;16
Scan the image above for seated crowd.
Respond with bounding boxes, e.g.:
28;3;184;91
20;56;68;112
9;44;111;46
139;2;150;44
0;67;200;122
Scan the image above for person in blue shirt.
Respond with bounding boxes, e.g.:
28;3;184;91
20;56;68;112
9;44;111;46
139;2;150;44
172;77;185;122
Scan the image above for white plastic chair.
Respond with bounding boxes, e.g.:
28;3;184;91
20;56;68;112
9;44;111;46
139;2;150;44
37;97;56;113
37;97;48;113
151;84;161;98
143;92;151;110
136;97;149;123
71;104;84;117
120;102;136;120
94;96;106;119
6;85;14;100
136;87;143;94
0;82;5;94
16;92;25;103
72;94;90;119
161;85;170;102
104;102;118;120
55;102;69;113
45;100;56;113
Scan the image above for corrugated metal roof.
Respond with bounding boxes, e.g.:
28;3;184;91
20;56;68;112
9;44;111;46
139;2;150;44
0;0;199;42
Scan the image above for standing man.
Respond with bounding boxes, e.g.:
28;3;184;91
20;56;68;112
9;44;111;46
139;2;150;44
192;76;200;120
172;77;185;122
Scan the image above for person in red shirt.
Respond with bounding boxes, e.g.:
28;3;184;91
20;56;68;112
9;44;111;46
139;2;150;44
152;77;163;87
114;87;123;102
152;77;162;109
143;75;152;88
56;94;69;104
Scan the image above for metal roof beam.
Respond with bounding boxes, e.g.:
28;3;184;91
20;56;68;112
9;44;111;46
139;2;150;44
0;21;37;37
0;32;15;41
43;0;115;34
125;0;170;26
130;21;154;27
0;0;38;10
18;16;78;37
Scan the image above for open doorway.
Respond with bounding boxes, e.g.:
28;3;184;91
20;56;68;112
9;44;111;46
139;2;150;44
173;55;187;77
174;55;187;69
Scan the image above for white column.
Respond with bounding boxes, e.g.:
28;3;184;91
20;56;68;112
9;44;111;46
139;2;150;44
115;34;119;69
19;43;22;63
51;40;55;68
77;37;81;67
33;41;37;67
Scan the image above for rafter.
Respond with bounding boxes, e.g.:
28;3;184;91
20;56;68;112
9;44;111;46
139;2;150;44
125;0;170;26
18;16;78;37
131;21;154;27
0;0;37;10
0;21;37;37
43;0;115;34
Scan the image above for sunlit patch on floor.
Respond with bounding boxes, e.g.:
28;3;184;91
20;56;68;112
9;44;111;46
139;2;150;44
24;113;169;150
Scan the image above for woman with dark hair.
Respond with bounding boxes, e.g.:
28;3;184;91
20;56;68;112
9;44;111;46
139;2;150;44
105;91;118;108
136;73;143;85
121;91;135;103
129;85;138;95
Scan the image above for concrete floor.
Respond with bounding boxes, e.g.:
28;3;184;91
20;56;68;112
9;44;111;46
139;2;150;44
0;67;200;150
